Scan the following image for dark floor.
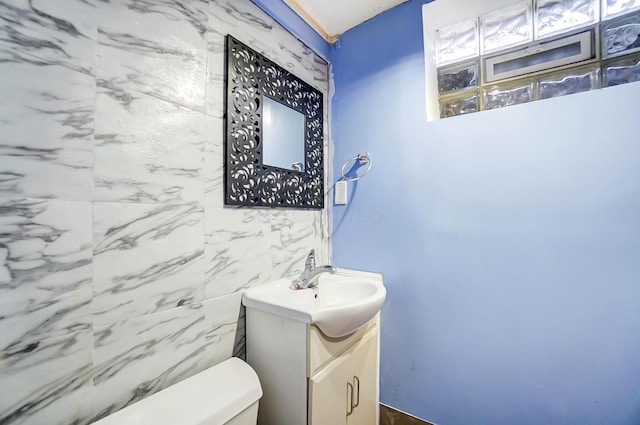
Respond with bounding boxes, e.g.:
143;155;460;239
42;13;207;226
380;404;435;425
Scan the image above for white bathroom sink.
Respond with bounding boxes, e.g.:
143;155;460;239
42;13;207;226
242;269;385;338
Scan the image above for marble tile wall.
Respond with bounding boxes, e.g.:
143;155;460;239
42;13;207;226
0;0;329;423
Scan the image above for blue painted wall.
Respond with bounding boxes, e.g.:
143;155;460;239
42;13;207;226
252;0;640;423
330;1;640;424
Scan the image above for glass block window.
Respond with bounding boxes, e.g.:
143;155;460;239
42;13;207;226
481;2;533;53
537;64;600;97
437;61;479;94
434;0;640;119
439;91;479;118
483;81;534;109
601;10;640;57
603;52;640;84
436;20;478;65
535;0;598;39
603;0;640;17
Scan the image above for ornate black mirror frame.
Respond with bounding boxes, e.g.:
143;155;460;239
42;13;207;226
224;35;324;209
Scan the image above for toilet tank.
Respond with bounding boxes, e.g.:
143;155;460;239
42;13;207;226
93;358;262;425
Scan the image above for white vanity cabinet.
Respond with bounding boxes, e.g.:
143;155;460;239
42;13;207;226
308;324;378;425
245;309;380;425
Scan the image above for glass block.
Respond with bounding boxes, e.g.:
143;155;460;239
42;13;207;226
602;11;640;58
436;19;479;65
439;90;479;118
481;2;533;53
603;53;640;85
535;0;598;39
603;0;640;18
537;65;600;98
437;61;479;94
482;80;534;110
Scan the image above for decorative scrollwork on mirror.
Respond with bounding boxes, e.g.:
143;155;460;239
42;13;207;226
224;35;324;209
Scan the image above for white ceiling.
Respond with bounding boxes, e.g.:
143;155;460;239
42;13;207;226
284;0;409;42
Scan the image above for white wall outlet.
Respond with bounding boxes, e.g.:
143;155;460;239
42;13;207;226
335;181;348;205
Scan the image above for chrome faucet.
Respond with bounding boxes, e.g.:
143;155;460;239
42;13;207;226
290;249;336;290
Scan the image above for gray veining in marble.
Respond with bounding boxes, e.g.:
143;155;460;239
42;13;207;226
96;0;208;111
204;207;277;298
0;330;93;425
0;0;330;423
208;0;327;91
203;114;224;207
0;62;94;201
202;292;242;367
0;198;92;353
0;0;98;75
93;87;205;204
267;209;326;278
0;1;97;201
93;202;204;326
92;304;205;420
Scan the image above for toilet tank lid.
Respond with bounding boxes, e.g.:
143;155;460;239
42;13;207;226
94;358;263;425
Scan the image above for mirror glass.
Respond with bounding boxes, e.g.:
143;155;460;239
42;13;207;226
262;97;306;172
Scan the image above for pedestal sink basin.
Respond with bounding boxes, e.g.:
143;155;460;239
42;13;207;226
242;268;385;338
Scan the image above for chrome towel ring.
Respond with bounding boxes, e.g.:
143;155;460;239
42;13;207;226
340;152;372;182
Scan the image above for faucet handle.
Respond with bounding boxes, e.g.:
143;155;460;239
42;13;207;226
305;249;316;269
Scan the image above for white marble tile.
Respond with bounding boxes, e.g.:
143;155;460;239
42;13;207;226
0;62;94;201
208;0;328;101
203;208;327;298
202;292;242;367
0;290;91;356
203;115;224;207
93;202;205;326
0;198;92;353
205;30;225;118
0;330;93;425
265;209;328;279
92;304;205;420
97;0;208;111
93;88;204;204
204;207;277;298
0;1;331;423
0;0;97;75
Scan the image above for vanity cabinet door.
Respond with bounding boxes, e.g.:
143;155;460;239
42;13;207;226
349;329;378;425
308;345;352;425
308;328;378;425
